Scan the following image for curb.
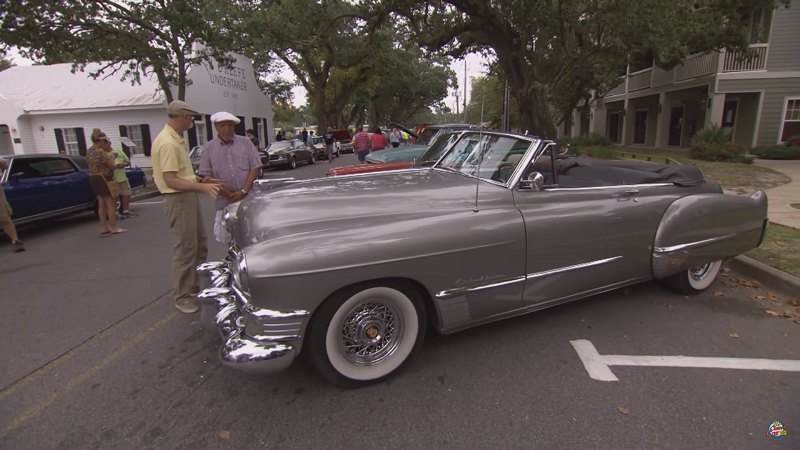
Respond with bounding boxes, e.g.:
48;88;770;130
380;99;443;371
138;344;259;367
728;255;800;295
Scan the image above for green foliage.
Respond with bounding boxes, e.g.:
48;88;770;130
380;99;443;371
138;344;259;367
0;0;240;101
784;135;800;147
690;142;752;164
751;145;800;160
692;124;733;145
388;0;786;138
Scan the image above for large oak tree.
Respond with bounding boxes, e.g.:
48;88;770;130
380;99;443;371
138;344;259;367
386;0;787;138
0;0;240;102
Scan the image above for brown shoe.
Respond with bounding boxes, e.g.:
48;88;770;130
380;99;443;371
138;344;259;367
12;240;25;252
175;296;199;314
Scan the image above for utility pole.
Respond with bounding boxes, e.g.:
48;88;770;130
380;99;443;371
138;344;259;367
463;60;468;123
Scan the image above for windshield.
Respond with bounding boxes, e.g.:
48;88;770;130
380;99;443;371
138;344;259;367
415;132;461;166
416;128;440;146
267;141;293;152
435;133;535;184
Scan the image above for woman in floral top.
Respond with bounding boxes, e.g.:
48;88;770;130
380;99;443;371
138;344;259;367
87;129;126;236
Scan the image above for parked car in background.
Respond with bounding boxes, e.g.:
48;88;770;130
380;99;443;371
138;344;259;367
264;139;316;169
326;131;462;176
1;153;146;225
308;136;330;160
198;129;768;386
365;123;474;164
332;129;353;154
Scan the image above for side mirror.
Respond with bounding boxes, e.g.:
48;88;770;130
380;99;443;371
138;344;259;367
518;172;545;191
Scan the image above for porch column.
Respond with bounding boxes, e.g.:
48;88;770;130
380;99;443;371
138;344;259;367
654;92;668;148
571;110;580;138
621;99;630;145
705;93;726;129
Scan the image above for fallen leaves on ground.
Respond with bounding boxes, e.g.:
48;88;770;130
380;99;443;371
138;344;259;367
617;406;629;416
713;291;726;297
219;430;231;441
729;332;740;339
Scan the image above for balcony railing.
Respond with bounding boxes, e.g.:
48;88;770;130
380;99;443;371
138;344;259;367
674;52;719;81
606;77;626;96
628;68;652;91
722;43;768;72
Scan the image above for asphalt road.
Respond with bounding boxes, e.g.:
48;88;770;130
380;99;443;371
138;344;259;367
0;153;797;449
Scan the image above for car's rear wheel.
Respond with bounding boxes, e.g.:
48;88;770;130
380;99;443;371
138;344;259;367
288;156;297;169
307;282;426;387
664;260;722;294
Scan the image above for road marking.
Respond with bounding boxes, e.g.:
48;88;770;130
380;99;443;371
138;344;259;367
570;339;800;382
0;305;178;438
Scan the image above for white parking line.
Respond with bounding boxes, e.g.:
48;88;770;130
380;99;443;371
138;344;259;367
570;339;800;382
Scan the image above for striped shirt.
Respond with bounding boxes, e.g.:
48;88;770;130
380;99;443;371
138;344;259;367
352;131;371;151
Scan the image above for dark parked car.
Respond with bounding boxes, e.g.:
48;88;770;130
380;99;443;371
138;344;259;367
1;153;146;225
264;139;316;169
198;129;768;386
189;145;204;175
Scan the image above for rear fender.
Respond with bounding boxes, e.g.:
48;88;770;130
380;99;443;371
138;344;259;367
652;191;768;279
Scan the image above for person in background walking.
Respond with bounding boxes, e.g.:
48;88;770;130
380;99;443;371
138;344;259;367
199;112;262;243
109;142;136;219
0;159;24;252
390;128;401;148
301;127;309;144
87;129;126;237
370;126;388;152
151;100;221;314
352;127;371;164
401;130;410;145
323;126;336;163
246;129;259;147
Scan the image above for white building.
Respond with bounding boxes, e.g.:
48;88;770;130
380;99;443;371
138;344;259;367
0;53;274;167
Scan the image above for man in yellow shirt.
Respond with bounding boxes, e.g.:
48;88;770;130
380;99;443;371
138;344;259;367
152;100;221;313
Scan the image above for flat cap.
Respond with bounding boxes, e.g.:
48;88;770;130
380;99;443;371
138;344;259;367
166;100;199;116
211;111;241;124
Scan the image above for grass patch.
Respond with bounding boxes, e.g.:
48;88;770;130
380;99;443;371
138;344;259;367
746;223;800;278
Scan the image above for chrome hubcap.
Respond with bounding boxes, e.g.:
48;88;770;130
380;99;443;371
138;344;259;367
340;302;401;365
690;263;714;281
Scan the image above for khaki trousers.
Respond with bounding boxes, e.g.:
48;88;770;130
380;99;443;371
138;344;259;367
163;192;208;303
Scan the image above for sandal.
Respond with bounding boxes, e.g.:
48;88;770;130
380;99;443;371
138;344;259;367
111;228;128;234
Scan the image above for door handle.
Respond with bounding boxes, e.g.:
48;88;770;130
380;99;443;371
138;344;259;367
624;189;640;195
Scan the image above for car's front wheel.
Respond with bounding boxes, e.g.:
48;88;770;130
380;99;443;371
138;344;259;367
307;282;426;387
664;260;722;294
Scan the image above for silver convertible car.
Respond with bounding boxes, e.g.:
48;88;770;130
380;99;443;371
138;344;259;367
197;130;768;386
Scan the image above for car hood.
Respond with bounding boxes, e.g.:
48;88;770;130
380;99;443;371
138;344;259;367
326;161;414;176
366;145;427;163
234;169;478;245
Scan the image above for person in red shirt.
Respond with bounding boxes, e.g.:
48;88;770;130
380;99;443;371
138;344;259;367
370;126;388;152
352;128;371;164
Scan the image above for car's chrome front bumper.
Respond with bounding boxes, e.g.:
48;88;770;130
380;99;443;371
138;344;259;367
196;260;309;374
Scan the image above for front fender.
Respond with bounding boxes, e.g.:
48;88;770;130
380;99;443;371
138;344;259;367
652;191;768;279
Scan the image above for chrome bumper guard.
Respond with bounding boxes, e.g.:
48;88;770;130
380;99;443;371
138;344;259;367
196;260;309;374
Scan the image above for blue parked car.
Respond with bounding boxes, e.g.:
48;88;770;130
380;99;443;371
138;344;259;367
1;153;146;225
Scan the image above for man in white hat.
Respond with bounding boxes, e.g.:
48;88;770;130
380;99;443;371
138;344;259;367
198;111;263;243
152;100;221;314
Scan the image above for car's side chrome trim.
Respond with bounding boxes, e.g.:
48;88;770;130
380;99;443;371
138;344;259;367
543;183;675;192
434;256;623;299
654;233;739;254
525;256;623;280
435;276;526;299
